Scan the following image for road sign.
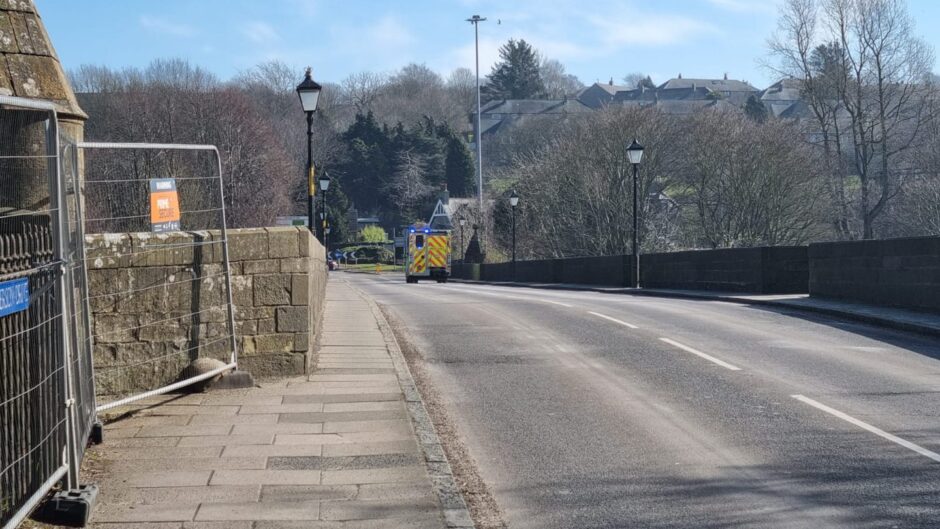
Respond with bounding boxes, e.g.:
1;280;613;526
0;277;29;317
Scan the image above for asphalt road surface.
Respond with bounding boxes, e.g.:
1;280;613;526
347;272;940;529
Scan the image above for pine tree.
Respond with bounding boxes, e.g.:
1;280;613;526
483;39;546;101
743;95;768;123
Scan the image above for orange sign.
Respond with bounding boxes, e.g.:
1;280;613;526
149;178;181;232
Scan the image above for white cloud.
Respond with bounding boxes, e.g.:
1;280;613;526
368;15;415;49
139;15;196;38
242;22;281;45
706;0;780;14
588;12;720;47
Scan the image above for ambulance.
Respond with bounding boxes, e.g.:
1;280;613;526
405;225;451;283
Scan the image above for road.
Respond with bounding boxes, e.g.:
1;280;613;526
347;272;940;529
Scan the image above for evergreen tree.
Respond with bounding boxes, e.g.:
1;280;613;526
743;95;769;123
483;39;546;101
438;126;475;197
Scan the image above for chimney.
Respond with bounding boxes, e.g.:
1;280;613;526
724;72;728;80
439;184;449;205
678;73;682;79
609;77;614;86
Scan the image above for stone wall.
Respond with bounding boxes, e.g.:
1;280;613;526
87;227;327;395
454;246;808;294
809;236;940;312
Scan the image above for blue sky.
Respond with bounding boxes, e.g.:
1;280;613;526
37;0;940;89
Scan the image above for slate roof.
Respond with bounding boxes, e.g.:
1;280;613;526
477;98;593;135
658;77;758;92
0;0;85;119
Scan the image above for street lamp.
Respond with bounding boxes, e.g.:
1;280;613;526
626;139;644;288
467;14;487;252
324;225;331;261
509;190;519;280
296;67;322;236
318;171;331;245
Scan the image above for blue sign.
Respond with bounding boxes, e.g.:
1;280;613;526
0;277;29;318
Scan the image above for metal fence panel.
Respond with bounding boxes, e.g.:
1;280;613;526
0;99;70;529
78;143;237;412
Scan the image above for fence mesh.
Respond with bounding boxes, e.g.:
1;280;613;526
0;104;69;528
80;144;236;411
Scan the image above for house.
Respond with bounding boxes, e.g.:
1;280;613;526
576;80;631;109
760;78;806;118
611;74;760;110
471;98;593;144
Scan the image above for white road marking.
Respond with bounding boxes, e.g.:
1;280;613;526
792;394;940;463
588;311;639;329
541;299;573;307
659;338;742;371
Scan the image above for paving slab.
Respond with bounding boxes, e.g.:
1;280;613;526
85;276;463;528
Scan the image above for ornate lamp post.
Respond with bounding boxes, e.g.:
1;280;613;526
296;67;322;236
626;139;645;288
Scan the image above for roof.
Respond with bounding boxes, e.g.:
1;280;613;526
761;78;803;103
477;98;593;136
0;0;86;119
658;77;758;93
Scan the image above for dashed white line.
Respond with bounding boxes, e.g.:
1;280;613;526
588;311;639;329
659;338;742;371
792;394;940;463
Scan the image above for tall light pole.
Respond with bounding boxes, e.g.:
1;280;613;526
627;139;645;288
296;67;322;236
509;190;519;280
467;15;486;246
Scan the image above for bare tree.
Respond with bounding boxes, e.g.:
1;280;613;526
389;149;434;223
540;58;584;98
768;0;938;239
340;71;388;112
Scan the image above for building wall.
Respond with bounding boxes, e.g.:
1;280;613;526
87;227;327;395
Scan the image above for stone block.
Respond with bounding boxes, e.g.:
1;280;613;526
244;259;279;274
291;274;309;306
277;306;309;333
235;306;274;320
293;333;309;353
280;258;307;273
254;334;295;353
237;354;306;378
94;313;138;343
231;274;253;306
267;228;301;258
228;229;268;261
254;274;291;306
254;318;273;334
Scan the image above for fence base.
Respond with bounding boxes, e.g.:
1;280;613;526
30;484;98;528
90;422;104;445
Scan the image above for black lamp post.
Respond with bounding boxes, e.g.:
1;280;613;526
509;190;519;280
318;171;331;245
626;139;644;288
296;67;322;236
324;225;331;260
458;218;466;262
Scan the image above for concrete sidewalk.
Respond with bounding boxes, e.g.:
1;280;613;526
450;279;940;338
85;276;472;528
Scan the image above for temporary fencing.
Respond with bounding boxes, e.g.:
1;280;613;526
0;97;73;529
78;143;237;412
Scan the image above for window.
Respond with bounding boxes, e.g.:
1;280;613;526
415;235;425;249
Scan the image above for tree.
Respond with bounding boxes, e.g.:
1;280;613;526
442;130;476;197
483;39;546;101
622;73;655;90
743;95;769;123
769;0;938;239
359;225;388;243
539;58;584;98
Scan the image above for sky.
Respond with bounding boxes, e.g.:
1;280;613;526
37;0;940;90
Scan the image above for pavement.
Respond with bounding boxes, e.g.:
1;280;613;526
448;279;940;338
356;273;940;528
84;275;472;529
